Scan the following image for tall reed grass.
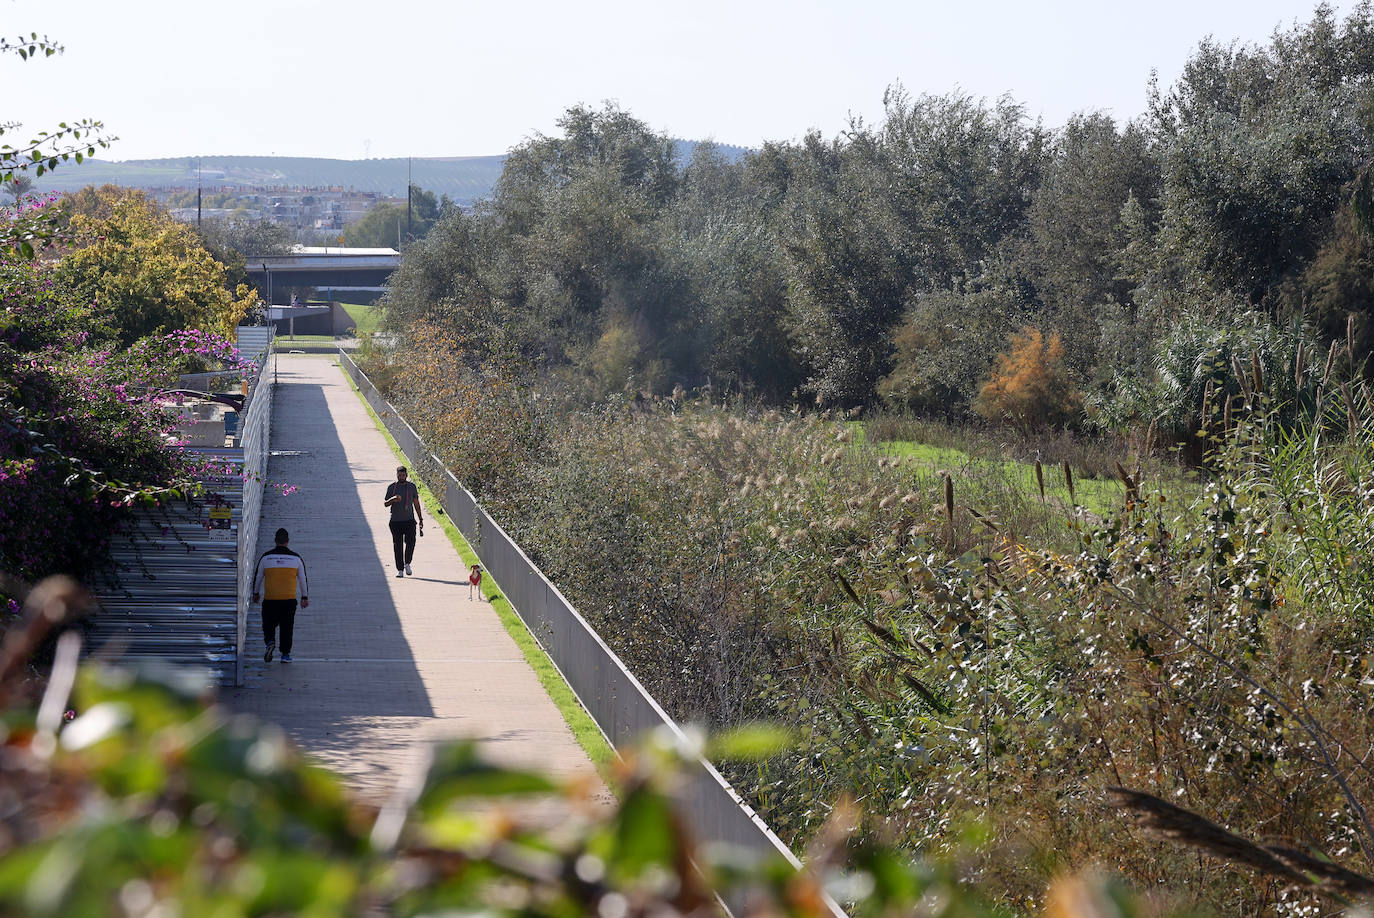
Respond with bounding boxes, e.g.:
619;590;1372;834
361;338;1374;915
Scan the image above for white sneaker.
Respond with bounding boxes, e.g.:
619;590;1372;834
405;564;413;576
396;570;404;578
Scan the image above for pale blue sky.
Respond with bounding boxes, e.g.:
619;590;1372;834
5;0;1356;160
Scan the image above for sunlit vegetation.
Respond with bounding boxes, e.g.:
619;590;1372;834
358;6;1374;913
341;302;385;336
10;4;1374;914
356;311;1374;913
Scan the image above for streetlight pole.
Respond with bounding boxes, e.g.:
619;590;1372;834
262;264;272;324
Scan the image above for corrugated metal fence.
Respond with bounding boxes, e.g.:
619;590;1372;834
92;331;276;686
336;349;804;868
235;334;276;686
93;474;241;684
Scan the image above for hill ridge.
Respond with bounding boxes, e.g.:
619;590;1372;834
31;142;752;205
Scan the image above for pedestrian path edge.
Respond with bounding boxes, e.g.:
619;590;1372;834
337;357;616;776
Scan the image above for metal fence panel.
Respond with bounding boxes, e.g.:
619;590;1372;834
336;349;800;868
236;327;274;368
236;336;275;686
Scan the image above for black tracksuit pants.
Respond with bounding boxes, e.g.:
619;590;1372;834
389;519;417;570
261;599;298;654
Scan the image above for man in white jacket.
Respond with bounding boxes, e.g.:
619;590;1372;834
251;528;310;663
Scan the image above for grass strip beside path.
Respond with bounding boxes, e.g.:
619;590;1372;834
277;335;344;346
337;359;616;776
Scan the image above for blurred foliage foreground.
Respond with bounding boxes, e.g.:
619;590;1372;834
0;580;1023;918
3;573;1373;918
3;597;1369;918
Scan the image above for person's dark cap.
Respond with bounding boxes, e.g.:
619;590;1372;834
275;528;289;543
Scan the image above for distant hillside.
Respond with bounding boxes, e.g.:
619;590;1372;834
31;142;751;205
31;155;507;207
675;140;752;167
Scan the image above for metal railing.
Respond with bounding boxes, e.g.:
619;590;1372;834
337;349;802;866
235;335;276;686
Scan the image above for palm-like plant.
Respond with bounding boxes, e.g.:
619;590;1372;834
1101;310;1324;443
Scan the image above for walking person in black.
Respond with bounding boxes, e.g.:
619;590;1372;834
385;466;424;577
251;528;309;663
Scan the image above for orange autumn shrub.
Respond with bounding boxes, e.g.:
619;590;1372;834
974;327;1081;430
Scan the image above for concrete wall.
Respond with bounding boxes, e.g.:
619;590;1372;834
269;303;355;337
330;303;357;336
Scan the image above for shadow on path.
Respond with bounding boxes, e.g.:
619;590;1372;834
227;360;432;796
224;357;602;805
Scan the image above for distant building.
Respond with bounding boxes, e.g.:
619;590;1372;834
161;187;400;231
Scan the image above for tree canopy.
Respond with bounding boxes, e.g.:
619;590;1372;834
341;185;453;248
57;186;257;345
380;4;1374;432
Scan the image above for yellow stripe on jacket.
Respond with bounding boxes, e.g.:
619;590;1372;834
263;567;299;600
254;550;308;601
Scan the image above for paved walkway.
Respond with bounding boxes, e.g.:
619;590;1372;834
227;354;603;805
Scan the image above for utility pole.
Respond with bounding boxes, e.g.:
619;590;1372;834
406;156;412;243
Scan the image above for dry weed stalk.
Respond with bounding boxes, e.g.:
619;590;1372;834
1110;786;1374;905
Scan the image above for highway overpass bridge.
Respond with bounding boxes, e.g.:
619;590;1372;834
245;246;400;303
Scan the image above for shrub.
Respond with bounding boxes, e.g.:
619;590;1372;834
766;400;1374;913
56;187;255;344
1094;310;1322;446
1;257;246;604
974;327;1081;430
361;343;1374;914
878;285;1026;420
373;322;555;495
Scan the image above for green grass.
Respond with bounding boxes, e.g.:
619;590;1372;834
340;303;385;336
276;334;338;345
856;432;969;469
337;359;617;778
274;305;381;346
851;423;1132;517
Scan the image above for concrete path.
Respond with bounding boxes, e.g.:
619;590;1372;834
226;354;603;805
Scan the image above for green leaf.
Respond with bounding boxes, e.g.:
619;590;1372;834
705;724;793;761
413;742;554;817
611;786;678;875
